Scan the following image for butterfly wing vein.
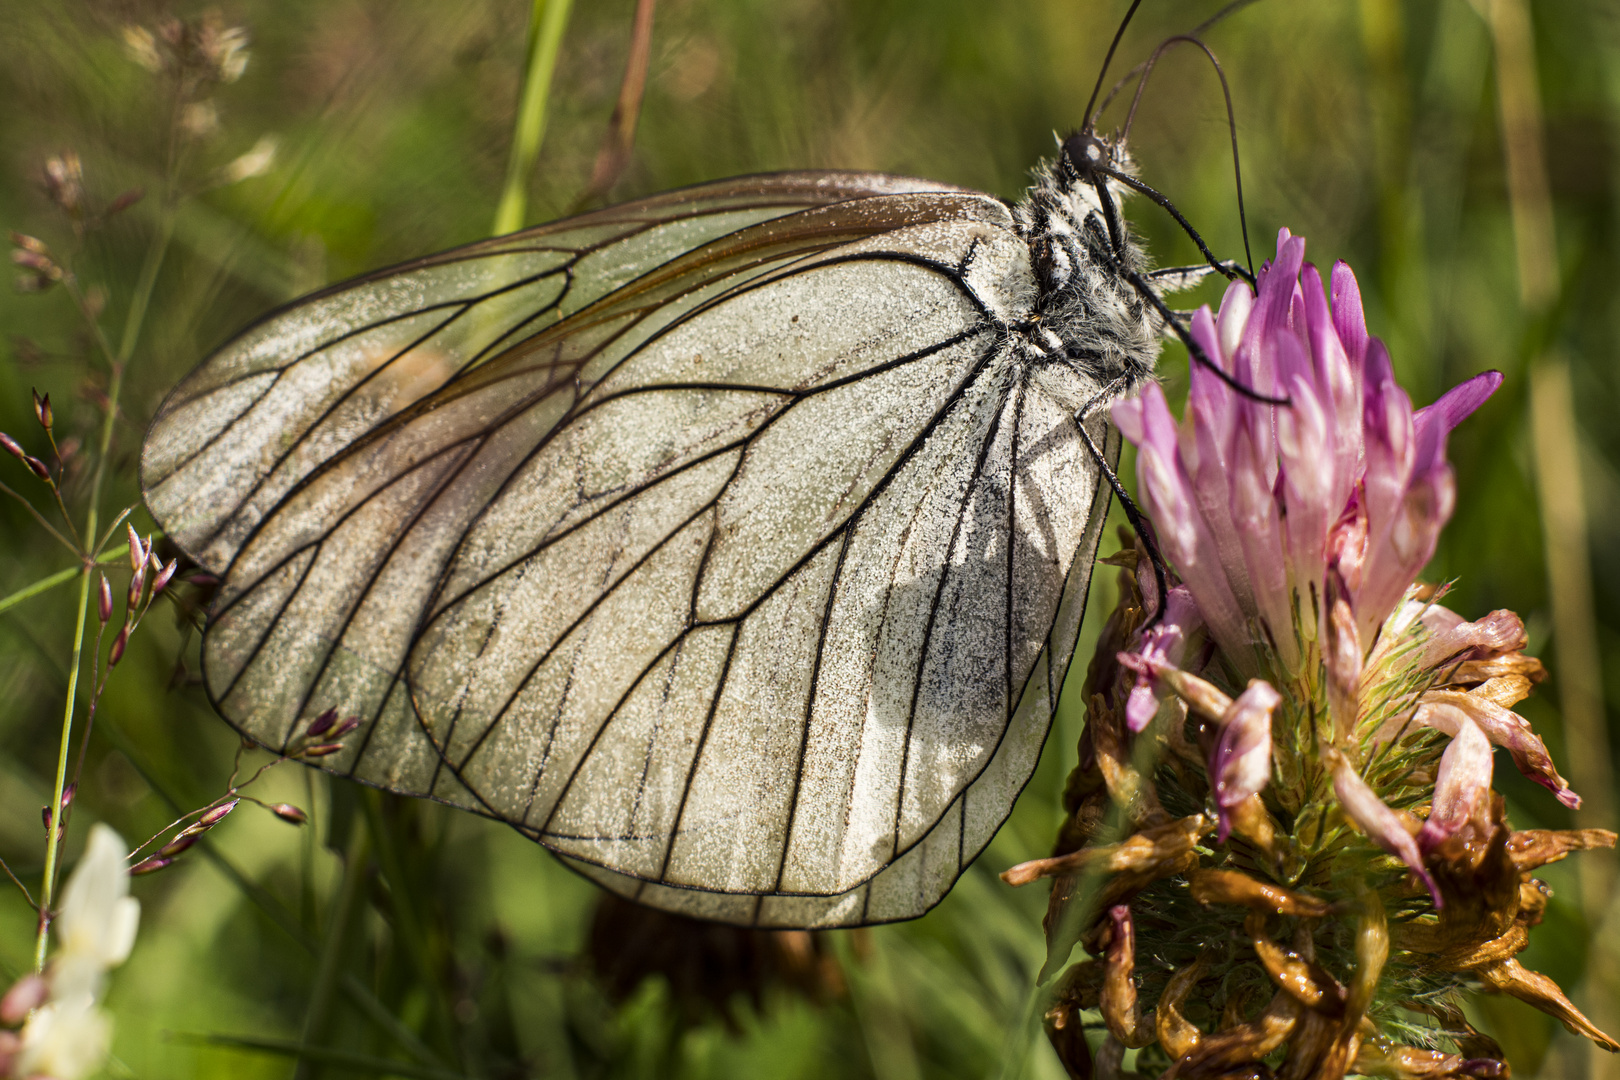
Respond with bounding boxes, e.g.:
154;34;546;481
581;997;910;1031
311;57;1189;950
140;173;1117;927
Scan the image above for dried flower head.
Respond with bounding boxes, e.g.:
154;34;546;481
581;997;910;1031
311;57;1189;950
1008;231;1616;1079
125;13;250;90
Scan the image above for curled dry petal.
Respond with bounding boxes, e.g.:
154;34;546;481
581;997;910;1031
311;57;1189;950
1461;675;1534;711
1282;1006;1340;1079
1246;911;1347;1015
1506;828;1618;871
1042;994;1094;1080
1100;905;1154;1048
1187;868;1334;918
1353;1039;1468;1080
1209;681;1280;842
1473;958;1620;1052
1003;814;1212;886
1419;607;1526;669
1169;990;1300;1080
1416;709;1493;854
1326;746;1441;906
1122;585;1202;733
1323;577;1362;739
1138;662;1232;721
1156;953;1210;1059
1414;693;1579;808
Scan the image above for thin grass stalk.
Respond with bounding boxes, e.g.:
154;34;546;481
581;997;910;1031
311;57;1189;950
492;0;574;235
97;719;445;1067
295;814;373;1079
32;568;89;971
361;790;456;1056
1483;1;1620;1073
0;550;128;618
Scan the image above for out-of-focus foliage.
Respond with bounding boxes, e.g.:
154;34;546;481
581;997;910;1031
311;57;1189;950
0;1;1615;1077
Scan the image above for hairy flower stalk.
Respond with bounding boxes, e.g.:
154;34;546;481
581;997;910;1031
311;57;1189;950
1006;231;1617;1079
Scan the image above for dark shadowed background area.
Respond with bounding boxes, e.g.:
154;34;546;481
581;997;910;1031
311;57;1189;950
0;1;1617;1076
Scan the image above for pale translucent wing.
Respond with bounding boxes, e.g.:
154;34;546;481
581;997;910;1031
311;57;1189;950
191;189;1023;807
165;176;1117;925
554;423;1117;927
142;172;971;573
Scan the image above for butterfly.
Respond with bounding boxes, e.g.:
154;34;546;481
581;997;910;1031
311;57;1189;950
141;127;1232;928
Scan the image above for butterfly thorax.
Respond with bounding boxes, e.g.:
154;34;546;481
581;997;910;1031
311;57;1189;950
1011;138;1159;396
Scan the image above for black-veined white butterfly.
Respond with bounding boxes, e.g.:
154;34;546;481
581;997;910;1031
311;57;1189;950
141;118;1228;929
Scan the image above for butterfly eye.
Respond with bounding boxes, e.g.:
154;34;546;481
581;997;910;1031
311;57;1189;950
1062;132;1109;175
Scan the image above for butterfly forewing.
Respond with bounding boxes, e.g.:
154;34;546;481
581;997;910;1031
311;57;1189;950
143;171;1120;927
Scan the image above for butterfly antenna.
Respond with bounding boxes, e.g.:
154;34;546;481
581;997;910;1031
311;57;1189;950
1092;231;1287;406
1122;35;1256;282
1082;0;1146;134
1193;0;1265;36
1071;382;1169;626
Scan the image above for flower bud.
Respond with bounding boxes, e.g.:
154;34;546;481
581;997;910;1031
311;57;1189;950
328;716;361;740
0;433;22;459
0;973;47;1025
31;390;51;430
108;626;128;667
305;707;339;737
43;153;84;215
106;189;144;217
159;830;201;858
269;803;308;825
97;573;113;624
127;562;146;609
300;742;345;758
127;524;148;571
1145;663;1232;722
1323;575;1362;740
23;455;50;481
198;798;239;828
1210;681;1281;842
130;855;174;875
150;559;178;597
9;249;56;275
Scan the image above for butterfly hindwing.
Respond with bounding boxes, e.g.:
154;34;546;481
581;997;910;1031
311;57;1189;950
144;172;1118;926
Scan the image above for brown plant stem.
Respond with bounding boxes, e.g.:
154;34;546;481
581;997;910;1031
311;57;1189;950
576;0;657;211
1482;0;1619;1072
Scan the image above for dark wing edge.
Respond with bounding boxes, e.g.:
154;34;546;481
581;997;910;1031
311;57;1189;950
551;421;1120;928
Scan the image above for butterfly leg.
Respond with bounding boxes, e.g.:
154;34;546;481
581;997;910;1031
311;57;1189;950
1072;378;1170;626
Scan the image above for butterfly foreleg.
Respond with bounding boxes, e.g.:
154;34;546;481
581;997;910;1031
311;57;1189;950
1072;378;1168;625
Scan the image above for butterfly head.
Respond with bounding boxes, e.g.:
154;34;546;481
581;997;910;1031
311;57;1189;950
1061;131;1113;177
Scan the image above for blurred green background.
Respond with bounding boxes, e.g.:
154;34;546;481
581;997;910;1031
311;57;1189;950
0;0;1617;1076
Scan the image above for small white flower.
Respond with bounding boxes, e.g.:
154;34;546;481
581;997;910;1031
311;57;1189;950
122;26;163;72
16;824;139;1080
221;135;279;184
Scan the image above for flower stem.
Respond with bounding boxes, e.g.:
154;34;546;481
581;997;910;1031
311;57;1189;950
34;563;90;971
294;814;372;1079
492;0;574;235
32;190;176;971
